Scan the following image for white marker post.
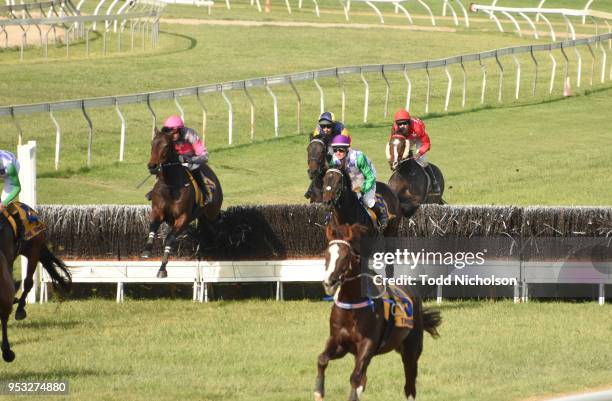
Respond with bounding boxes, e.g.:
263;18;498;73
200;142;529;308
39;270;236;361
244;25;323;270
17;140;37;304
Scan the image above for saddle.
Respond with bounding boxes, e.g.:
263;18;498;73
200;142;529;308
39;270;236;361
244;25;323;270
364;194;391;232
1;202;46;241
185;170;215;208
382;286;414;329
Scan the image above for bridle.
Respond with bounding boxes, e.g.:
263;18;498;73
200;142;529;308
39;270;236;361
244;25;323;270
326;239;386;309
325;168;346;206
308;138;326;178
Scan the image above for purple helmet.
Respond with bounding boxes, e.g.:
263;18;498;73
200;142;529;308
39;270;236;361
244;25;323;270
163;115;184;130
331;134;350;148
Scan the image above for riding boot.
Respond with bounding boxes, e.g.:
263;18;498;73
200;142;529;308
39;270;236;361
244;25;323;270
425;165;441;194
304;180;315;200
192;169;212;206
371;203;388;232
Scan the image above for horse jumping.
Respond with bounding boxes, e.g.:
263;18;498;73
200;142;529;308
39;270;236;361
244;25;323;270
142;128;223;278
387;135;444;218
315;223;441;401
322;168;401;237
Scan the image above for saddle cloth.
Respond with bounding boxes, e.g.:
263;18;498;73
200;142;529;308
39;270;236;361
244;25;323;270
365;194;390;229
1;202;46;241
382;286;414;329
185;170;215;208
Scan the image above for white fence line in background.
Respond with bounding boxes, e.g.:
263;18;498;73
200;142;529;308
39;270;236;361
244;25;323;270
39;259;611;304
17;141;38;304
543;390;612;401
1;30;611;167
0;0;165;61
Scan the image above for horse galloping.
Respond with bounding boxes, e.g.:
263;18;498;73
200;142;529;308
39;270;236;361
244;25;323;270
387;135;444;218
306;138;327;203
322;168;400;237
315;223;441;401
0;206;72;362
142;128;223;278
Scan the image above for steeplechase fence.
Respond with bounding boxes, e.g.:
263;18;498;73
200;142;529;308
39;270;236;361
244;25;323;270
32;203;612;304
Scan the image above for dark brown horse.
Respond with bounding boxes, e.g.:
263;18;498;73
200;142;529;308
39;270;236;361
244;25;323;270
142;128;223;278
387;135;444;218
1;207;71;321
322;168;400;237
306;138;327;203
0;209;72;362
0;248;15;362
315;223;441;401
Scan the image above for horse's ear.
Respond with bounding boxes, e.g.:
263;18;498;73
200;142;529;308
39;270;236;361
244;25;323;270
154;127;161;137
345;224;354;242
350;224;368;241
326;224;334;241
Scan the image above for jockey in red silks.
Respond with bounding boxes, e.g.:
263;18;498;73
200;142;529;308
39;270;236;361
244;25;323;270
387;109;440;193
147;115;211;203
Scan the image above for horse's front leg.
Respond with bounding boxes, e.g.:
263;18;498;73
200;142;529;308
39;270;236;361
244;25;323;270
157;214;189;279
315;336;348;401
141;219;162;259
348;339;376;401
15;240;41;320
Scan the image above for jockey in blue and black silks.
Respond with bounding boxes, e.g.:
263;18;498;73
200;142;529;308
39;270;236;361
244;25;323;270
328;135;388;229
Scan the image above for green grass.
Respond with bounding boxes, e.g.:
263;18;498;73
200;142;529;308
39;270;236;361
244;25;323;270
0;299;610;401
1;0;611;207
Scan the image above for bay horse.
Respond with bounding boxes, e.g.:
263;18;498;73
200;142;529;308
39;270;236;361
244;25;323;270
142;128;223;278
0;208;72;362
386;135;445;218
1;207;71;321
315;223;441;401
306;138;327;203
322;168;401;237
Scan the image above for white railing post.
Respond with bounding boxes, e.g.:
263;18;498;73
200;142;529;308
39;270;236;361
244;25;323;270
360;70;369;123
265;83;279;137
221;88;233;145
403;65;412;112
17;140;37;304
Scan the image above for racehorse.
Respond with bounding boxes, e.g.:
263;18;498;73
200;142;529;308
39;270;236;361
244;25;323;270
306;138;327;203
315;223;441;401
386;135;444;218
321;168;401;237
0;209;72;362
1;208;71;321
142;128;223;278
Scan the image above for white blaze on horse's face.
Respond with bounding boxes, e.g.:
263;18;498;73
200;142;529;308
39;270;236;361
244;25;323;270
393;142;399;169
324;244;340;286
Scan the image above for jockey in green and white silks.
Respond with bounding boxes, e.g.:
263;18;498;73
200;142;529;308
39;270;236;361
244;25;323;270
0;150;21;212
329;135;377;208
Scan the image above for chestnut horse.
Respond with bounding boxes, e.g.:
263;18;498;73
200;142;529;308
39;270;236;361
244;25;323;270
315;223;441;401
142;128;223;278
306;138;327;203
386;135;444;218
322;168;400;237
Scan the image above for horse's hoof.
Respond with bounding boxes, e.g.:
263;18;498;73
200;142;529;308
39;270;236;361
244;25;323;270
15;309;26;321
314;391;324;401
141;250;151;259
2;349;15;363
156;270;168;279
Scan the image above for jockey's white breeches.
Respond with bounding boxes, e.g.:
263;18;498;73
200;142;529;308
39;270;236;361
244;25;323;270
361;187;376;208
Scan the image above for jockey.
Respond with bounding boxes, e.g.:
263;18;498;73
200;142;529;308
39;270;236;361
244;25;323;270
154;115;211;204
312;111;351;162
329;135;388;230
389;109;440;194
0;150;21;213
0;149;26;239
305;111;351;200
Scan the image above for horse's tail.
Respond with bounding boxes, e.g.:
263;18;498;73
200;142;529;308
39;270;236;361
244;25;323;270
39;245;72;293
422;308;441;338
